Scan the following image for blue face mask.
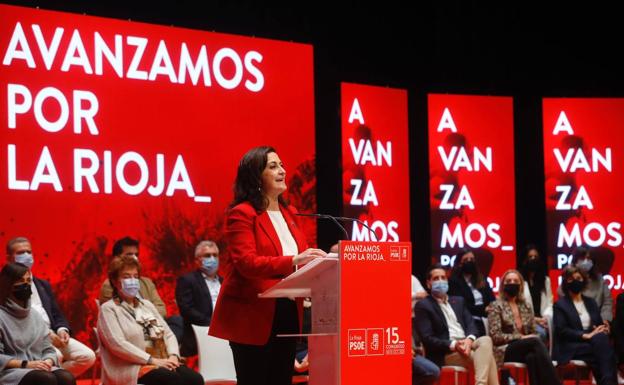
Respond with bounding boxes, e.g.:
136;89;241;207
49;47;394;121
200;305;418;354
121;278;140;298
201;257;219;275
577;259;593;273
431;280;449;296
15;252;34;269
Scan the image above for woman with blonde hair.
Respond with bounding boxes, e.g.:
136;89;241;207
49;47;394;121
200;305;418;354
487;269;560;384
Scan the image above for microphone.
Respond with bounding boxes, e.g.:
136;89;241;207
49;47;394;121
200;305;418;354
333;216;379;242
295;213;378;241
296;213;349;240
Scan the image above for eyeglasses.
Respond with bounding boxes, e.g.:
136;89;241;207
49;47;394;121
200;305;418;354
200;253;218;258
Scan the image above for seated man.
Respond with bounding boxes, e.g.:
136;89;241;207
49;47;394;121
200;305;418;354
412;274;440;385
415;264;499;385
6;236;96;377
175;240;222;357
99;236;183;341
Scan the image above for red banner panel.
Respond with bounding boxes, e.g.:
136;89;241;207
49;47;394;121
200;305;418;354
340;241;412;385
341;83;410;242
428;94;516;290
0;4;315;341
543;98;624;294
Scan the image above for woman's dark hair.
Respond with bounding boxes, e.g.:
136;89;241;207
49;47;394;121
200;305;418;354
571;245;598;279
560;265;588;294
519;244;546;294
107;255;141;299
231;146;287;212
451;247;486;289
0;263;29;305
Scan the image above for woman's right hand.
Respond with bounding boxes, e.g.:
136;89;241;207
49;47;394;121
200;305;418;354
582;324;609;340
293;248;327;266
26;360;53;371
151;357;179;371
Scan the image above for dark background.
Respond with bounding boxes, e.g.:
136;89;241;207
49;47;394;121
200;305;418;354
4;1;623;280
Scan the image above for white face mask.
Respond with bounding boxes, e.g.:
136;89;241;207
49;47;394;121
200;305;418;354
121;278;140;298
577;259;593;273
15;252;34;269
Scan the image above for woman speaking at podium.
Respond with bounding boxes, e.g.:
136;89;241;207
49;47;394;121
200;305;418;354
210;146;326;385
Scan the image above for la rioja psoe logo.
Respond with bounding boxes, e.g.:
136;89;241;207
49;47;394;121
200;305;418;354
390;246;409;261
348;329;367;356
367;328;384;356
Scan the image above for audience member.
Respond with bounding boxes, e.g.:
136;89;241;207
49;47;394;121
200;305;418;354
415;264;499;385
100;236;184;342
175;240;222;357
6;237;95;377
553;265;617;385
519;244;553;341
487;269;560;384
557;246;613;323
97;255;203;385
448;248;495;336
0;262;75;385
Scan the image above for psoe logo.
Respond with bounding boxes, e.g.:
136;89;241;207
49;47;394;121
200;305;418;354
390;246;409;261
367;328;384;356
348;329;367;357
390;246;400;261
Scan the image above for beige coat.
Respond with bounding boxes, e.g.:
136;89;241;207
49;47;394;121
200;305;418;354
97;298;179;385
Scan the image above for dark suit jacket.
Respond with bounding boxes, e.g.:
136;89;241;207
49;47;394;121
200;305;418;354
175;270;222;356
448;275;495;318
414;295;478;366
553;295;603;363
615;292;624;362
33;277;71;333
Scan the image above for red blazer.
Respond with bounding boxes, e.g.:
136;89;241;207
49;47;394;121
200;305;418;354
209;201;308;345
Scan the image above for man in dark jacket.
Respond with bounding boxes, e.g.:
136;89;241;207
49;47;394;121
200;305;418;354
415;264;498;385
175;240;222;356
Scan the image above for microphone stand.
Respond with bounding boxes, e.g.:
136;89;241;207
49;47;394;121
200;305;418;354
295;213;378;241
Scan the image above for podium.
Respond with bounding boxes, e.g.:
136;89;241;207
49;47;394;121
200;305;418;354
260;241;412;385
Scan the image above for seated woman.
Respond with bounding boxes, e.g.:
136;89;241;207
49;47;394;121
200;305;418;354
0;263;76;385
553;265;617;385
97;255;203;385
448;248;495;336
519;244;553;341
557;246;613;323
487;269;560;385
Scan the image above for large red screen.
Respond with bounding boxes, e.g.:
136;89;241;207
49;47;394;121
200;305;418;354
341;83;410;242
0;4;316;342
543;98;624;295
428;94;516;290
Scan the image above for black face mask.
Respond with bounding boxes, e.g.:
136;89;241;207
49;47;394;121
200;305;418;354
462;261;477;274
525;259;540;272
503;283;520;297
567;280;584;294
12;283;32;302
